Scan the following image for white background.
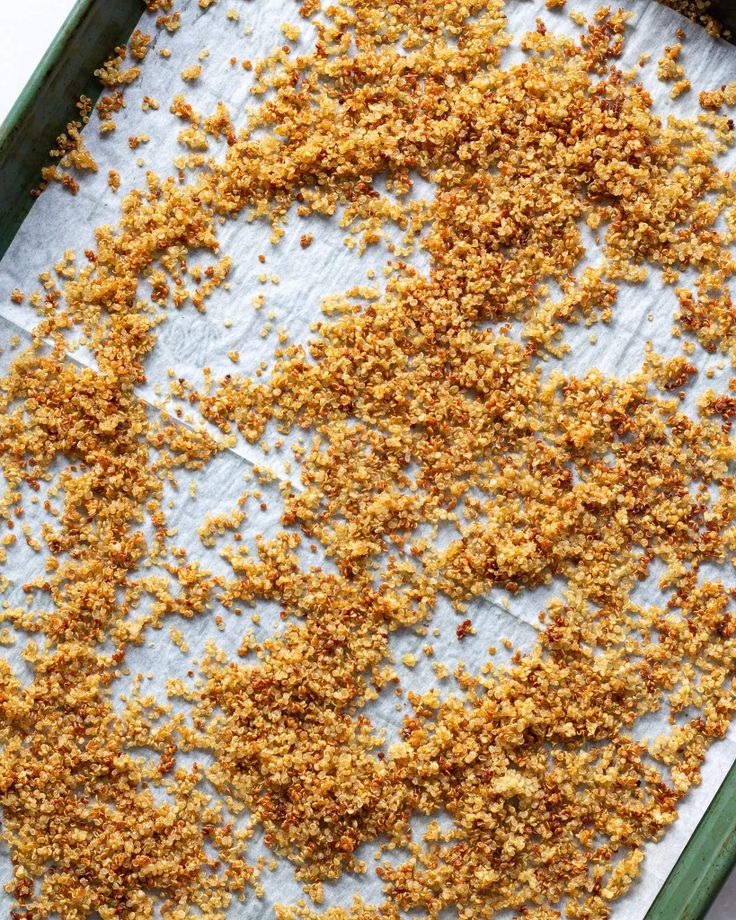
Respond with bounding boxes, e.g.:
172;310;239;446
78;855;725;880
0;0;76;124
0;2;735;918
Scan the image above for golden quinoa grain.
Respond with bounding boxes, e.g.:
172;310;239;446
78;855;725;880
181;64;203;82
281;22;301;41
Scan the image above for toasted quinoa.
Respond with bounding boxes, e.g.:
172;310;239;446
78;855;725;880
3;3;736;920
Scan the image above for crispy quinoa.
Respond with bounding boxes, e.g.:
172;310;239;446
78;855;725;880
2;2;736;919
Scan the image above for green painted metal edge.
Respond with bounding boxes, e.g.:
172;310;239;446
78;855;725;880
712;1;736;37
645;757;736;919
1;2;736;918
0;0;142;259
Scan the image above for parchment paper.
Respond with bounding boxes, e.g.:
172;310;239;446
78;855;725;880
1;1;736;916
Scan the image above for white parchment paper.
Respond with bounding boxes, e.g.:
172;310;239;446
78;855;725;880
1;1;736;916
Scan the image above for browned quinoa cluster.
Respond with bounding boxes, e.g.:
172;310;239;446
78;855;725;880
3;2;736;919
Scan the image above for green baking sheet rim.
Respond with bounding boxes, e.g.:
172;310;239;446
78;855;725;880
0;0;142;258
1;1;736;917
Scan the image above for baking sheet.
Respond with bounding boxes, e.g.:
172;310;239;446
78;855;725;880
1;0;736;916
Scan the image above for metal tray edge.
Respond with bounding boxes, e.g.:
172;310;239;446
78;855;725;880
0;0;142;259
0;0;97;148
